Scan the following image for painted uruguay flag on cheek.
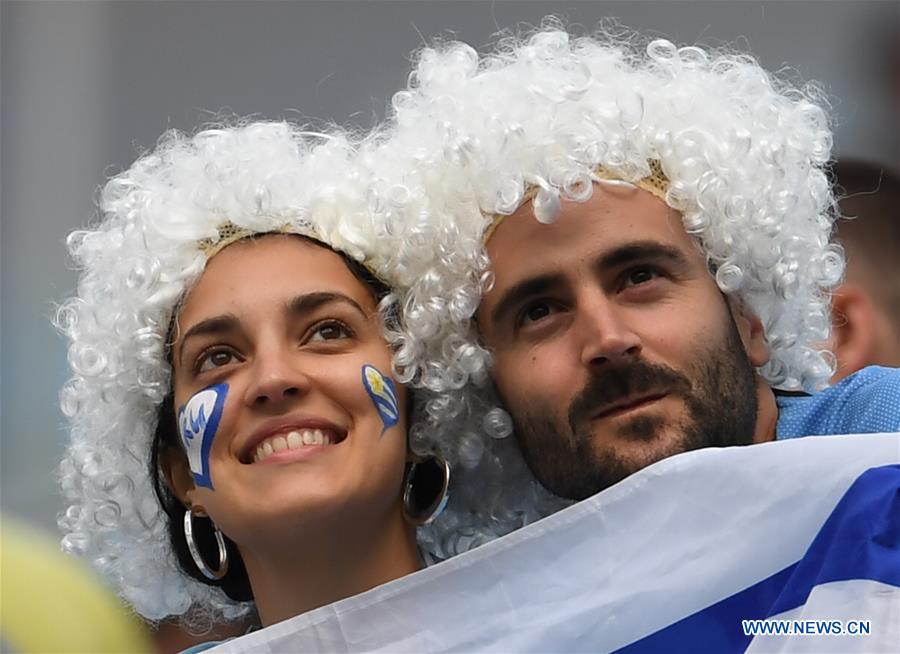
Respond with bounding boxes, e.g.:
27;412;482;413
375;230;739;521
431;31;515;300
362;364;399;434
177;383;228;489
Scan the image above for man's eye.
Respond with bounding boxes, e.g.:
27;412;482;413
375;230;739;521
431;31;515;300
197;349;237;373
625;267;661;286
520;302;558;326
308;320;352;342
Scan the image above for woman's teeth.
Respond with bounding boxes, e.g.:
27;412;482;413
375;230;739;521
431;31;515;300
252;429;334;463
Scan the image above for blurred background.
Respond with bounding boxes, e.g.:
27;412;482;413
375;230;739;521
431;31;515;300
2;0;898;558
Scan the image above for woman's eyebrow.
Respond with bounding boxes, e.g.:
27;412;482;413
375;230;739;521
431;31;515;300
176;293;370;366
286;292;370;320
177;314;240;367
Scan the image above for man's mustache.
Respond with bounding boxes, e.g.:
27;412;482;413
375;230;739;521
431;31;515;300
568;360;692;432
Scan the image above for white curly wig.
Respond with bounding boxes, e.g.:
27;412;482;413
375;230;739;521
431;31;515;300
352;23;845;554
56;23;846;628
55;120;523;628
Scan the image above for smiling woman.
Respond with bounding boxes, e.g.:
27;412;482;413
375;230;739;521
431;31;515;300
157;235;417;627
54;121;456;639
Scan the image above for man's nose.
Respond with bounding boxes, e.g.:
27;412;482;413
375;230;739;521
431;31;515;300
243;346;310;409
578;294;642;367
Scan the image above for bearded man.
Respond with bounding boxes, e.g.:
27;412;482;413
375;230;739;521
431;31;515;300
370;27;900;537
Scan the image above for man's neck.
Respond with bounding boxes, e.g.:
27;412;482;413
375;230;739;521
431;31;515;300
753;379;779;444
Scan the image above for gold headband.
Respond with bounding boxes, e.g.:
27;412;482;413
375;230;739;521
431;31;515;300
197;221;300;259
197;221;386;282
483;160;669;243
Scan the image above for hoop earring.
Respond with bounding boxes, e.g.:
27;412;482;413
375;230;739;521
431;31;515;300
183;507;229;581
402;456;450;525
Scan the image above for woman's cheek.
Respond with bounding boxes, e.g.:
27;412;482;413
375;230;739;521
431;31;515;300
361;364;402;436
177;382;230;490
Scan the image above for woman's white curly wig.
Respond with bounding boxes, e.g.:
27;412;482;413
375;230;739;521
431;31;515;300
54;120;479;627
353;23;845;557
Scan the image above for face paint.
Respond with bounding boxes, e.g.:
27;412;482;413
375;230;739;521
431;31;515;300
361;365;399;434
177;383;228;489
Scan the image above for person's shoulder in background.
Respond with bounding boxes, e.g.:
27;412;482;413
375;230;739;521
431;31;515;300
777;366;900;438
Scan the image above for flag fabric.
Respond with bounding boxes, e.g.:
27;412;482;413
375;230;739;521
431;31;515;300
210;432;900;653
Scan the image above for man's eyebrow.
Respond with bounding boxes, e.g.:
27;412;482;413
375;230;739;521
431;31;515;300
285;291;370;320
596;242;692;273
487;242;691;328
489;273;567;328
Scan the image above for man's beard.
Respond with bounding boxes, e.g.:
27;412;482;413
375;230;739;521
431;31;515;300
505;318;759;500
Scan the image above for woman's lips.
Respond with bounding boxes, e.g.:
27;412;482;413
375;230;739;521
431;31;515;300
241;418;348;464
251;428;342;463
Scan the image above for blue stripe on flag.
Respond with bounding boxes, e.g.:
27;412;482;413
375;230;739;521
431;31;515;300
615;565;796;653
616;464;900;653
766;464;900;616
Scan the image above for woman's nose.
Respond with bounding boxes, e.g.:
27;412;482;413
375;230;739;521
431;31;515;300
243;348;310;410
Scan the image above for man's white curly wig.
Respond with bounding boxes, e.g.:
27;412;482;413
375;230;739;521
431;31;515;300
55;120;500;627
351;23;846;558
374;25;841;394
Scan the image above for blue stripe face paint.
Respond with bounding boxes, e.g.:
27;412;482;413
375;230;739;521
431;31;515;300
177;382;228;489
362;365;400;434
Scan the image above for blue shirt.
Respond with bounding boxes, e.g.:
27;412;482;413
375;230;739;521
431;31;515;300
180;642;224;653
776;366;900;438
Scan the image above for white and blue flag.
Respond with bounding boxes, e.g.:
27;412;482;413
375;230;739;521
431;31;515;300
211;432;900;653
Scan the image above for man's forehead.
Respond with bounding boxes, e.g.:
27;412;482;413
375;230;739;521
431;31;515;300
484;185;691;287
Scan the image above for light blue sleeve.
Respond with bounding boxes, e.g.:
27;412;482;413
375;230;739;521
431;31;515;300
179;640;225;654
777;366;900;438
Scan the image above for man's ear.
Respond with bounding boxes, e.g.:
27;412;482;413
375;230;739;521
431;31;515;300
160;445;198;507
830;283;877;381
730;301;770;368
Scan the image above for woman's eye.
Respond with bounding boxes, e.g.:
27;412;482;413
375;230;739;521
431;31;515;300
308;321;352;342
197;349;237;373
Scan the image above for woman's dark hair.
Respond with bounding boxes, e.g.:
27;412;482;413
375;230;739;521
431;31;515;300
150;393;254;601
148;234;394;602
